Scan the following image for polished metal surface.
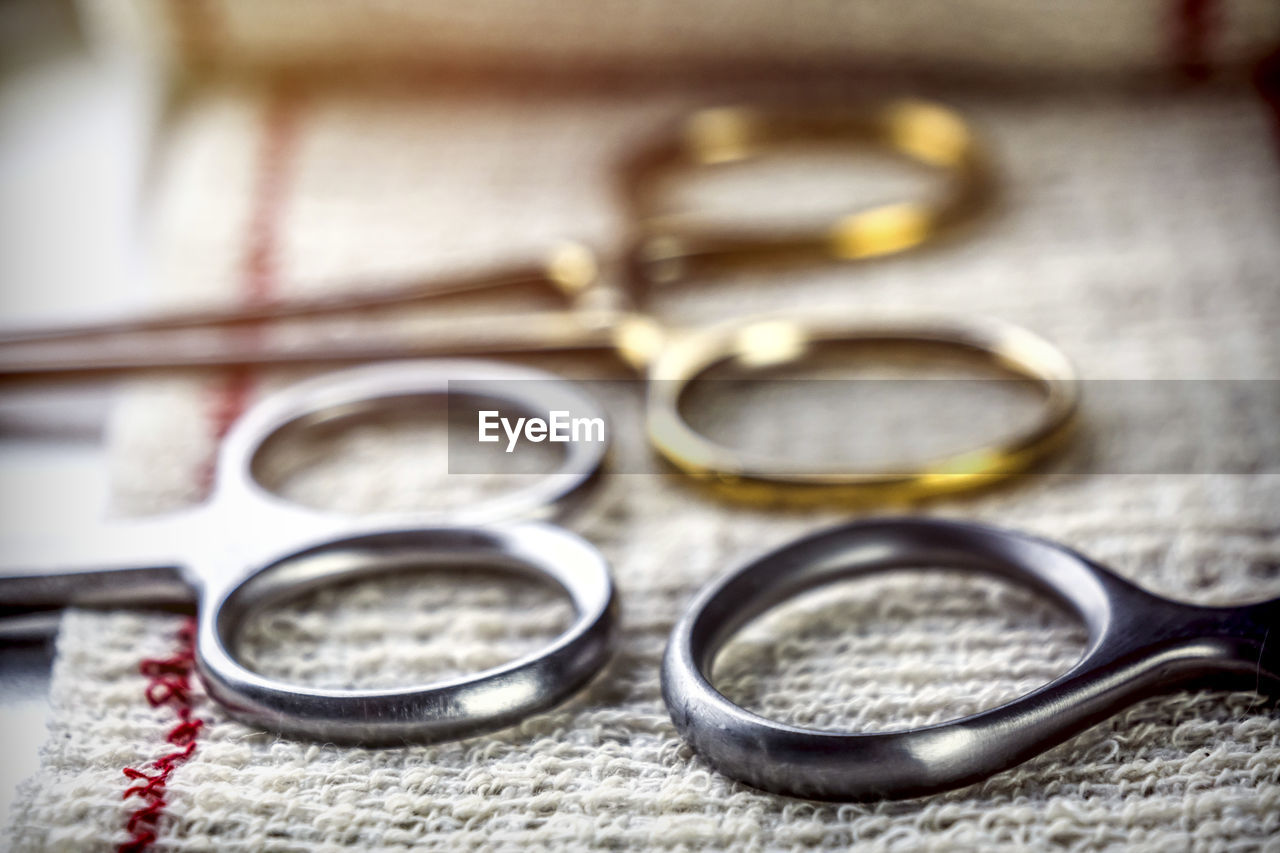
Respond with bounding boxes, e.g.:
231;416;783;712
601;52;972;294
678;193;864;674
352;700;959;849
0;359;617;743
645;312;1077;503
661;517;1280;801
201;526;614;744
0;101;1079;503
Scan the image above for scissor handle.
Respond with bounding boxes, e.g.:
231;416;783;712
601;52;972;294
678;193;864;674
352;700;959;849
194;521;616;744
662;517;1279;801
619;100;990;285
212;359;609;527
0;361;618;740
194;360;619;742
642;312;1078;503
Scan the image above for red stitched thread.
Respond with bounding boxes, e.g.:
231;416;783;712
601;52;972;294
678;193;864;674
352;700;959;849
118;618;204;853
118;88;300;852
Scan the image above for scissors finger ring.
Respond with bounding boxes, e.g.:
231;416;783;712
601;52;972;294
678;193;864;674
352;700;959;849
661;517;1279;800
0;101;1076;503
203;522;614;744
0;360;617;744
645;312;1077;502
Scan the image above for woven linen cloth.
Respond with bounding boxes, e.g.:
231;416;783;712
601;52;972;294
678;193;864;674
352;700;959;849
7;76;1280;850
87;0;1280;79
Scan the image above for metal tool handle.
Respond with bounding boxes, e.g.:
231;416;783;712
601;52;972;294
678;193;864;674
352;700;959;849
0;261;558;348
0;359;610;620
0;515;198;618
192;522;616;744
210;359;610;527
662;517;1280;801
0;100;988;381
643;312;1079;504
620;100;991;283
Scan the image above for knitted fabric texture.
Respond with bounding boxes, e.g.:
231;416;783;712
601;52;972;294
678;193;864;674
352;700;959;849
7;78;1280;850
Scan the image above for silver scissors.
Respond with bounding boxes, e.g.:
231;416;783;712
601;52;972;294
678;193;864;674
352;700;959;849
663;517;1280;800
0;101;1079;503
0;360;616;744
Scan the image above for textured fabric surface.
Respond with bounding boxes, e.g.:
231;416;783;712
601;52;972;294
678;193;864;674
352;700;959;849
7;76;1280;850
87;0;1280;79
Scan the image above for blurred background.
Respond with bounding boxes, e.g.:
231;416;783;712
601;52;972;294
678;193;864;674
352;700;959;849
0;0;155;823
1;0;1278;837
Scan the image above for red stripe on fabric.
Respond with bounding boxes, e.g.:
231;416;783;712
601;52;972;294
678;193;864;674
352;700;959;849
1254;48;1280;158
119;88;300;853
195;90;300;493
193;369;255;494
242;92;300;304
1174;0;1217;80
166;0;221;72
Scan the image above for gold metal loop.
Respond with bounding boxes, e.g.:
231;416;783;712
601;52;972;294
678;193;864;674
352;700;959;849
644;313;1078;504
0;99;1080;506
620;100;992;284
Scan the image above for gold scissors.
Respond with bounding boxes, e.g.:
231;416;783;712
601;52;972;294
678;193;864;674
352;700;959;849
0;100;1078;503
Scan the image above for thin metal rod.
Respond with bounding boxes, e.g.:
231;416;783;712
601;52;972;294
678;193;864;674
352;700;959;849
0;516;196;617
0;567;194;618
0;262;552;346
0;310;624;382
